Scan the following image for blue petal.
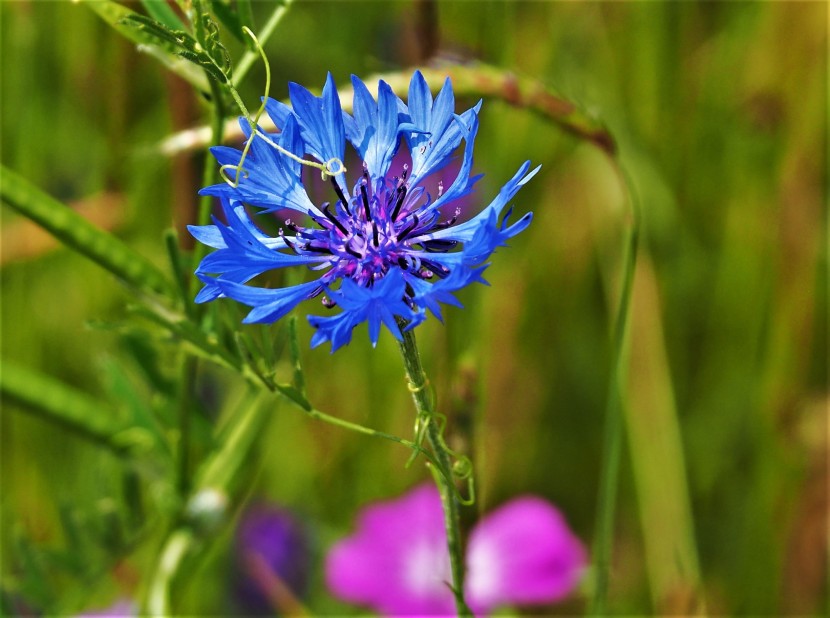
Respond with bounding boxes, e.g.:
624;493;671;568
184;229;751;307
199;116;320;216
307;271;415;352
213;279;323;324
408;265;489;320
286;73;346;169
405;71;482;186
188;223;226;249
347;76;403;179
416;110;481;218
189;198;326;305
417;161;540;244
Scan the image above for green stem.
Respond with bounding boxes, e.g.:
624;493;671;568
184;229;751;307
589;168;640;616
146;528;193;616
175;356;198;497
144;389;270;616
397;326;472;617
189;77;227;301
232;0;294;87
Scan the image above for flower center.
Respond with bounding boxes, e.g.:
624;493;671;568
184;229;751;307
280;164;459;305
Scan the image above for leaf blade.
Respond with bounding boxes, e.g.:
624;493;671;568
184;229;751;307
0;166;174;297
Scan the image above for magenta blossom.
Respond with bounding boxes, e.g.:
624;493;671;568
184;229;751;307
325;484;586;616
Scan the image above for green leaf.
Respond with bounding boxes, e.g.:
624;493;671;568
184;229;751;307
120;12;194;48
0;361;138;456
236;0;256;46
287;315;306;398
190;0;232;78
81;0;210;93
0;166;174;297
127;303;244;375
140;0;187;30
208;0;245;45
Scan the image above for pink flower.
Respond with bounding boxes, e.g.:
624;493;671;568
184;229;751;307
326;484;586;616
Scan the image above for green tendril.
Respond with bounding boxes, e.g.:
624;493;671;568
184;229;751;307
220;27;346;190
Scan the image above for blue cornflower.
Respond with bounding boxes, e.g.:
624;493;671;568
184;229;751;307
189;71;539;351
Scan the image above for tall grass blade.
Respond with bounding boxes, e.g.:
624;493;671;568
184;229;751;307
0;166;173;297
1;361;130;455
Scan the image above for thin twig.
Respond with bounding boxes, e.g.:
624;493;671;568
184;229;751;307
156;62;614;157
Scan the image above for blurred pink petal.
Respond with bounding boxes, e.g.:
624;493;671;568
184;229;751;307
326;485;586;616
325;484;455;615
466;497;586;612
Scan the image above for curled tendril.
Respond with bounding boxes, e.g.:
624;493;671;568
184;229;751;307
219;27;347;189
323;157;346;179
219;164;249;187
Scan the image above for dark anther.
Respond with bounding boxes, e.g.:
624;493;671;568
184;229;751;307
322;203;349;235
391;185;408;221
305;243;332;254
309;211;333;230
360;182;371;220
433;215;458;231
283;237;301;255
397;256;410;270
329;176;351;216
397;214;420;240
423;239;458;252
372;222;379;247
321;296;337;308
422;259;450;278
345;244;362;259
405;283;415;298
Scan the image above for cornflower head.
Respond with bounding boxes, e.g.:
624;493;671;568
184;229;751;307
190;71;539;351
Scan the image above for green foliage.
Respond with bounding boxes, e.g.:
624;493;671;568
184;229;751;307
0;166;173;297
83;0;210;92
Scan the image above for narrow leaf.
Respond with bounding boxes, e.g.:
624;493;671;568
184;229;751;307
81;0;210;93
287;315;306;398
208;0;245;44
140;0;187;30
0;166;174;297
120;13;192;48
236;0;256;46
0;361;132;454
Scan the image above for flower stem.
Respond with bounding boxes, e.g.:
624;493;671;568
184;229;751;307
397;325;472;617
589;167;640;615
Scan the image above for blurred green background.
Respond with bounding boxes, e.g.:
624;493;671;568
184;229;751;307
1;0;827;615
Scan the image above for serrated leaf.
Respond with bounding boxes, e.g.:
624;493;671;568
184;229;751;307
176;49;229;84
0;166;174;297
190;0;232;78
120;13;192;49
81;0;210;93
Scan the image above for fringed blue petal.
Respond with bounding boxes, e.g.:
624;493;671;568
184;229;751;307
199;116;320;216
347;76;404;179
211;278;323;324
417;161;540;244
308;270;416;352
